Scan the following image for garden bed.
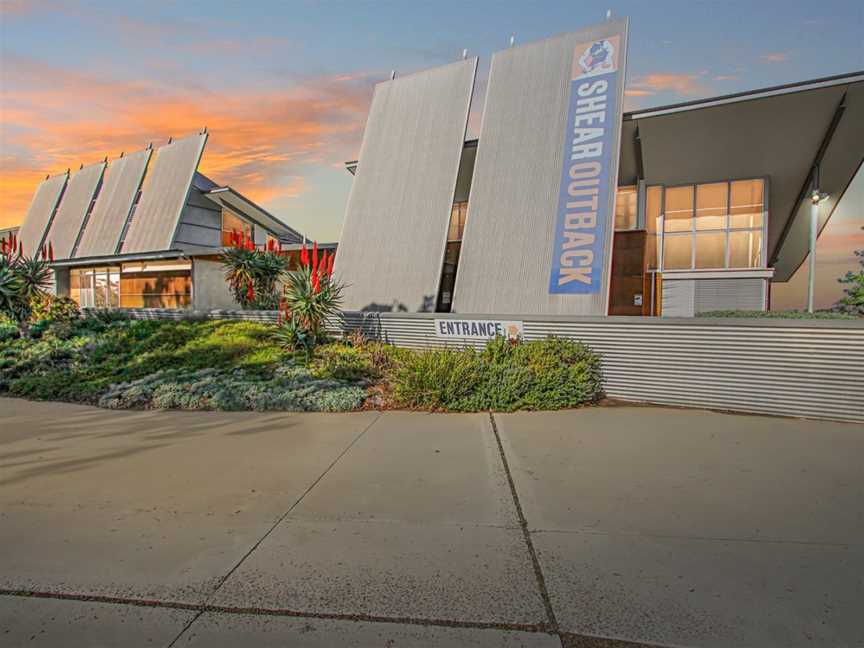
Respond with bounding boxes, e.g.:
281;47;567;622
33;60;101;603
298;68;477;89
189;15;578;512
0;317;603;413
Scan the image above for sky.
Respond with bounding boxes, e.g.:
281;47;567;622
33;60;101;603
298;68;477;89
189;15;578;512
1;0;862;309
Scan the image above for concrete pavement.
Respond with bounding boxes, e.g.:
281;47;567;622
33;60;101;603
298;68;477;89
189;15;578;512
0;398;861;647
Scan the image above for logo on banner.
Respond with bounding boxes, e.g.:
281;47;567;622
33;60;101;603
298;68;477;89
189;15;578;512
577;40;615;77
548;34;623;295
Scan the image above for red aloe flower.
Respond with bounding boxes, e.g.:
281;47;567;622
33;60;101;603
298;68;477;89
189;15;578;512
312;241;318;273
326;252;334;277
319;251;328;277
300;244;309;268
246;283;255;301
49;241;54;262
247;237;255;251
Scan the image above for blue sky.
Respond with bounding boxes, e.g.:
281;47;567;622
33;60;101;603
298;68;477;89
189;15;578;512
1;0;862;307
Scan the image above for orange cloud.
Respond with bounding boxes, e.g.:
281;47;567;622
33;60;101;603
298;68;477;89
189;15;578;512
0;54;376;228
626;72;707;97
761;52;789;63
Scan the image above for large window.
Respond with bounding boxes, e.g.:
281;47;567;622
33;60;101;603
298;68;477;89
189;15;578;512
70;261;192;309
653;179;766;271
448;201;468;241
70;267;121;308
120;260;192;308
221;208;254;247
615;186;638;230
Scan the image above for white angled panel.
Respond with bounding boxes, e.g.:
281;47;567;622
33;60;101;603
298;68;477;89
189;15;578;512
453;20;629;315
16;173;68;257
121;133;207;254
44;162;106;260
75;148;152;258
333;59;477;312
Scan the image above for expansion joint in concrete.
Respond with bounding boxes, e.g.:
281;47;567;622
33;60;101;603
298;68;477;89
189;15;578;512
488;412;559;635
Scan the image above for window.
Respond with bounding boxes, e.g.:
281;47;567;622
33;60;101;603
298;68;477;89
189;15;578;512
615;186;638;230
652;179;766;271
222;209;253;247
70;267;121;307
646;185;662;270
120;260;192;308
448;202;468;241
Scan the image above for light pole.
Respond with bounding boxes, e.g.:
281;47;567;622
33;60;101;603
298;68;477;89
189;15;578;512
807;172;829;313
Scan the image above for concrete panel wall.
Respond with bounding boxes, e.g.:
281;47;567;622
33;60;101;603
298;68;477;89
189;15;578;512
44;162;106;260
453;21;628;315
121;133;207;254
192;258;239;310
333;59;477;312
75;149;151;259
17;173;68;256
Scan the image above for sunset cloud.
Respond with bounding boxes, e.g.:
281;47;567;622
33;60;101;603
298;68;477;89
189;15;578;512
625;72;707;98
761;52;789;63
0;53;376;228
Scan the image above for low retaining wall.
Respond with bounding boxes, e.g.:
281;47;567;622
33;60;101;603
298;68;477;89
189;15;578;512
118;308;864;423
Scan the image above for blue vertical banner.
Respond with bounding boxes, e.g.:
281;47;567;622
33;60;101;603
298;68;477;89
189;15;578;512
549;33;625;294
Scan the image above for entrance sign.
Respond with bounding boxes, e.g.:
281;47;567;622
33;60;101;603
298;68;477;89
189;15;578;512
434;319;524;341
549;26;628;295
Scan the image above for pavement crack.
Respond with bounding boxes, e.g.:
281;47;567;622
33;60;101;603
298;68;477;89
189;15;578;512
210;411;383;592
488;412;559;635
166;609;203;648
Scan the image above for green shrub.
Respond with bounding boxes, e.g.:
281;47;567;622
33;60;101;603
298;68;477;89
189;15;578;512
390;336;602;412
311;343;380;382
86;308;130;324
30;294;80;324
97;366;365;412
697;309;859;319
0;316;18;343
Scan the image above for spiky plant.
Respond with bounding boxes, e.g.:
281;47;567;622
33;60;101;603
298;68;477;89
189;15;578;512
220;232;288;309
276;242;343;359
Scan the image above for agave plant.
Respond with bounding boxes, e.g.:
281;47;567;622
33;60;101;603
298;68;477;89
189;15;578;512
276;242;343;358
220;232;288;309
0;232;53;335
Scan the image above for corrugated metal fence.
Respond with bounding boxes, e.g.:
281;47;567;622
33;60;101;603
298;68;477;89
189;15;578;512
119;308;864;423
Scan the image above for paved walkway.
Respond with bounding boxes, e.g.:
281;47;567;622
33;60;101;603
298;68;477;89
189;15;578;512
0;398;862;647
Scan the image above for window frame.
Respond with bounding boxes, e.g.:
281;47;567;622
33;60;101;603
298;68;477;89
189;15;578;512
652;176;769;272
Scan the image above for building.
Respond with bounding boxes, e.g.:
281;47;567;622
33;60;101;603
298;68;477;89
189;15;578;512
336;21;863;317
12;131;331;310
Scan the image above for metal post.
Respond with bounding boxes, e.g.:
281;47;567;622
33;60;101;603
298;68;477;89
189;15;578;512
807;192;819;313
807;165;825;313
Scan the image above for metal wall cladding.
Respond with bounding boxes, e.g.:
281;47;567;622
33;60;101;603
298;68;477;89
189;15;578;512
121;133;207;254
75;149;152;258
333;59;477;312
694;278;766;312
453;21;628;316
115;306;863;422
333;311;864;423
44;162;106;260
661;279;696;317
17;173;68;256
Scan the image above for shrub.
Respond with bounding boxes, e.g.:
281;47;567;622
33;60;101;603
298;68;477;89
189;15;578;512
697;309;858;319
30;294;80;324
86;308;130;324
276;242;343;356
1;233;53;335
833;235;863;316
220;233;288;309
390;336;602;412
97;366;365;412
